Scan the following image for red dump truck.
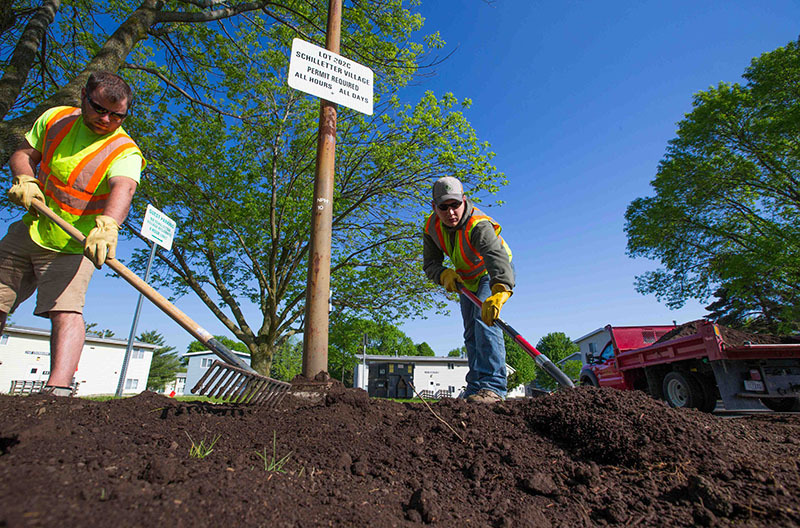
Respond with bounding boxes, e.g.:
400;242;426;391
579;320;800;412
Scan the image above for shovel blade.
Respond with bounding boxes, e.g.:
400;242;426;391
191;361;291;406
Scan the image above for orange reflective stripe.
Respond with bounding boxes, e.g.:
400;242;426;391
432;218;447;254
45;177;109;216
40;109;80;177
82;142;136;193
68;135;122;186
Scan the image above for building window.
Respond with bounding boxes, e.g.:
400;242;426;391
30;368;37;374
448;363;454;370
125;379;138;390
588;343;597;356
0;335;7;345
449;386;455;392
642;331;656;344
43;371;49;375
131;349;145;359
201;358;214;368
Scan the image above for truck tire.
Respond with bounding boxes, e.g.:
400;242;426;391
691;373;718;413
580;371;599;387
662;371;704;409
760;397;800;412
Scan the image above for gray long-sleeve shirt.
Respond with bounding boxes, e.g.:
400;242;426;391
422;198;515;291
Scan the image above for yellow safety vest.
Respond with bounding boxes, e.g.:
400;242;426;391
424;206;512;291
26;107;144;253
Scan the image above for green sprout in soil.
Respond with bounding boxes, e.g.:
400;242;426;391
186;432;221;459
255;431;292;473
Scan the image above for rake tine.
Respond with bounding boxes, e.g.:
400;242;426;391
192;363;225;396
222;372;249;401
238;376;265;404
216;370;242;400
208;365;236;397
255;380;280;407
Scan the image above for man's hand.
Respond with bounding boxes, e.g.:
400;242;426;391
8;175;44;215
439;268;462;293
84;215;119;269
481;284;512;326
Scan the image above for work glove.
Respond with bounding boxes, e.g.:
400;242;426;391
439;268;462;293
84;215;119;269
481;284;512;326
8;174;44;215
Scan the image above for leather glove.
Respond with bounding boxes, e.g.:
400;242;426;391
8;174;44;215
439;268;462;293
482;284;512;326
84;215;119;269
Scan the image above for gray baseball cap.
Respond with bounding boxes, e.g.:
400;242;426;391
432;176;464;206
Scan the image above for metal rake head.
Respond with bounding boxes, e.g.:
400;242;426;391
192;360;291;406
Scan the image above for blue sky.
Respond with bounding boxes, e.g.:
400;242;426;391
5;1;800;357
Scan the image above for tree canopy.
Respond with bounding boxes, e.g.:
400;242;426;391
138;329;182;391
625;38;800;334
533;332;580;392
1;1;504;374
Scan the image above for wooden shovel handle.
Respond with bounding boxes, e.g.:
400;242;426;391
29;199;250;369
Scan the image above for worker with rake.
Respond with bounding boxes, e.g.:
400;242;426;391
2;71;145;397
423;176;514;403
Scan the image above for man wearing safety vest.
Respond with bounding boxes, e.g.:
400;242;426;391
2;71;145;397
423;176;514;403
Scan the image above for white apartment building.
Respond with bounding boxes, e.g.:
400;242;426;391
353;354;526;399
0;325;158;396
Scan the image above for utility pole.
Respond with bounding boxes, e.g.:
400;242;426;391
302;0;341;379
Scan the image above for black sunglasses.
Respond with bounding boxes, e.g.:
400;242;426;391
85;92;128;120
437;201;462;211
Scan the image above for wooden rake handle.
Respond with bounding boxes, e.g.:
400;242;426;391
30;199;253;372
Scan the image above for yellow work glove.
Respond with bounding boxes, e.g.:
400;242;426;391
439;268;462;293
481;284;512;326
8;174;44;215
84;215;119;269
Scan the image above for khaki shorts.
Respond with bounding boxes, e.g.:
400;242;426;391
0;221;95;317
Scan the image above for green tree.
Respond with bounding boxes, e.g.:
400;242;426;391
328;316;418;384
186;336;249;355
504;333;536;390
271;337;303;382
625;38;800;334
447;346;466;358
1;1;502;376
532;332;580;392
415;342;435;356
138;329;182;391
84;322;114;338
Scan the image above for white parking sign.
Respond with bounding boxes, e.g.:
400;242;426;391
288;38;374;115
141;204;176;251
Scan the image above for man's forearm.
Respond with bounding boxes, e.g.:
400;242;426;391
9;142;42;179
103;177;138;225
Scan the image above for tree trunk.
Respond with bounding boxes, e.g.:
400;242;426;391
0;1;159;166
0;0;61;121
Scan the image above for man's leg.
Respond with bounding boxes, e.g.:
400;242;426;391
46;311;85;387
467;275;507;398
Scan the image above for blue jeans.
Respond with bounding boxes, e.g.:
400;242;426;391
460;275;507;398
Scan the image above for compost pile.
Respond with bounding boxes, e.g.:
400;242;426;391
1;386;799;527
656;320;800;346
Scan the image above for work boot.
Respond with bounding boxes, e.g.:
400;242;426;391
466;389;502;403
40;386;73;397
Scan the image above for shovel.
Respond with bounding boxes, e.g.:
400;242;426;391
459;285;575;389
31;200;291;406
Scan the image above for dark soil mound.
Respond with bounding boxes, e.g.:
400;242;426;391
655;319;800;346
1;386;799;527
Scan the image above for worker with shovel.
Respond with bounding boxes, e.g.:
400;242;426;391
2;71;145;397
423;176;514;403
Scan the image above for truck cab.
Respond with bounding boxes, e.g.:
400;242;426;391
579;325;677;391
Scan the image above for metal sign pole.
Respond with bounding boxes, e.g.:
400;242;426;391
115;241;157;397
301;0;342;379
